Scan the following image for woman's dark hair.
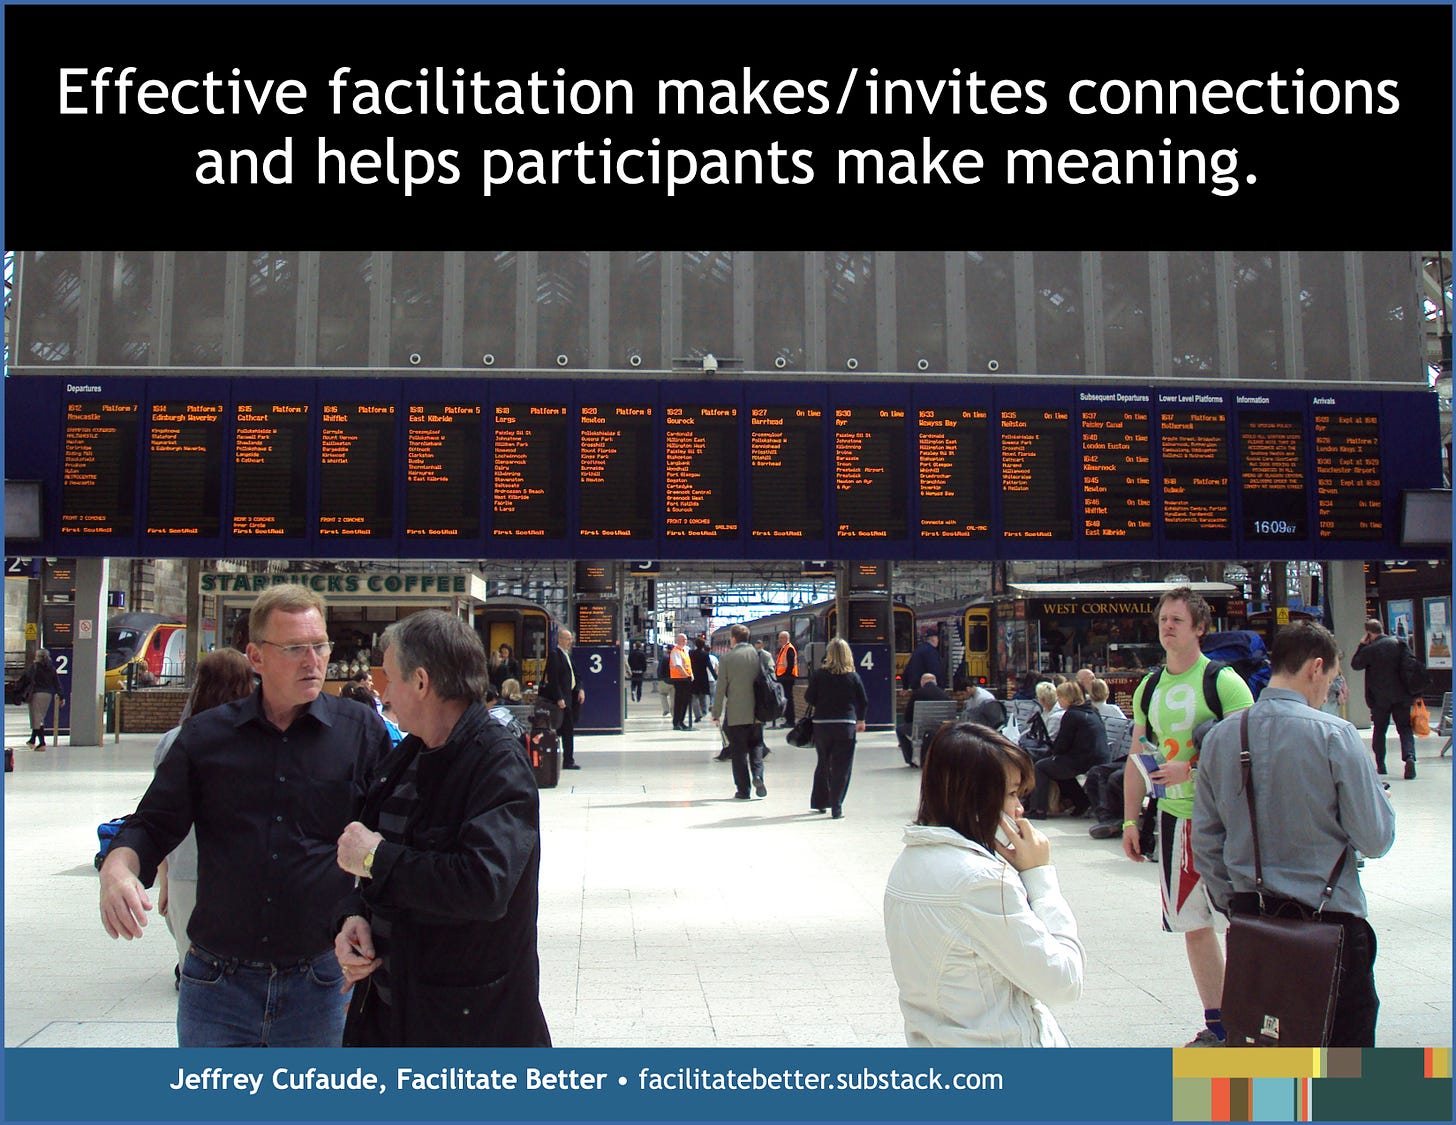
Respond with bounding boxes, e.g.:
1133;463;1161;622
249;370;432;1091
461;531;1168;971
187;649;255;715
338;681;376;707
916;722;1035;852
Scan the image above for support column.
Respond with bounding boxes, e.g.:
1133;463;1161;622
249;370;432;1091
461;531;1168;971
70;557;109;747
1327;560;1370;727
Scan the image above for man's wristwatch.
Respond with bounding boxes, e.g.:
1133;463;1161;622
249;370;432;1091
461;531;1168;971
362;847;377;877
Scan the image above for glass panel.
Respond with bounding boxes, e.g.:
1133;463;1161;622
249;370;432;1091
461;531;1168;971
1033;250;1085;375
681;251;733;360
98;250;154;365
754;251;804;372
242;250;299;367
1298;252;1350;380
18;250;82;364
609;251;660;369
536;251;590;369
1168;250;1217;374
171;251;229;366
1232;251;1284;378
896;251;946;373
1363;251;1420;382
318;251;372;367
389;251;444;366
964;251;1015;374
463;251;517;367
827;251;876;371
1102;251;1152;376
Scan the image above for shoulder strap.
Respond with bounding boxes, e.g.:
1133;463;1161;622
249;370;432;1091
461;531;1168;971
1203;660;1228;720
1238;709;1347;914
1137;667;1164;743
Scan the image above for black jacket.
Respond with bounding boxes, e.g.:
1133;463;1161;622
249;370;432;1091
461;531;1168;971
803;668;869;722
1350;634;1413;707
340;702;550;1047
1048;702;1109;770
901;681;950;728
539;645;581;724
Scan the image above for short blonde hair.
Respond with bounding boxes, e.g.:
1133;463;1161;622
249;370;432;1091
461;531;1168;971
824;636;854;675
250;584;326;641
1056;681;1084;707
1035;681;1059;710
1090;678;1110;704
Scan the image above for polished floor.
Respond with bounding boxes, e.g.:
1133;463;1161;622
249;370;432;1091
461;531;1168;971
4;692;1451;1049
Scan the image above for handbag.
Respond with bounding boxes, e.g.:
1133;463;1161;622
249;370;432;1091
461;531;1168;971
785;709;815;747
1221;710;1347;1047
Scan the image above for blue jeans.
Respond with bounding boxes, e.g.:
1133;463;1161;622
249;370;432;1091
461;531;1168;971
178;945;347;1047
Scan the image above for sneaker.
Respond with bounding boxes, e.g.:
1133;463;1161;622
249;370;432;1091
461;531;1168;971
1183;1028;1224;1047
1089;821;1122;839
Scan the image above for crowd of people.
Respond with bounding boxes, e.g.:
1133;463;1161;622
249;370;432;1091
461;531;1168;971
94;586;1404;1051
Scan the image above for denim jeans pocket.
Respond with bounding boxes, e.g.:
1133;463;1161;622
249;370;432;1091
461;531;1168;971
181;949;225;986
306;950;345;989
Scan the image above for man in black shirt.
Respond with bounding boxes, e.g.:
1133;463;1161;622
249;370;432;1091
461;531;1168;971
99;585;387;1047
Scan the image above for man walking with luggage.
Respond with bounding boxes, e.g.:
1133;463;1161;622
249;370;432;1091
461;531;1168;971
1194;621;1395;1046
713;624;771;800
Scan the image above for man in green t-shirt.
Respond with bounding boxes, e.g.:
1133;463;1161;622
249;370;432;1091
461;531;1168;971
1122;587;1253;1047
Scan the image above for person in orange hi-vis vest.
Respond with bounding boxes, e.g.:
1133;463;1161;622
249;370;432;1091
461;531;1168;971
775;631;798;729
669;633;695;731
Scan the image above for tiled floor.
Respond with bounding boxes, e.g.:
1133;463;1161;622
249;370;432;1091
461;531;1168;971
4;697;1450;1048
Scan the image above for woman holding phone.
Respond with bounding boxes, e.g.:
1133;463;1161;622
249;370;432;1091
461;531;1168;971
883;722;1085;1046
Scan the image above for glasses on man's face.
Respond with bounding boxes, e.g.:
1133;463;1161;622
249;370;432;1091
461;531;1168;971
258;640;334;659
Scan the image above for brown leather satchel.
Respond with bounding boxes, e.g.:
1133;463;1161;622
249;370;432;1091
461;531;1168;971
1220;711;1347;1047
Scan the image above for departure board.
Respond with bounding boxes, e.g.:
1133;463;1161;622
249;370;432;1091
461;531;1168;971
1160;405;1232;539
664;405;739;539
999;408;1072;539
318;402;395;539
493;403;568;539
834;407;907;539
1239;409;1307;540
404;402;482;539
845;600;890;644
61;400;139;536
1314;409;1384;541
574;600;620;646
146;400;223;536
579;404;654;539
750;405;824;539
917;408;991;538
1080;404;1153;540
233;401;310;538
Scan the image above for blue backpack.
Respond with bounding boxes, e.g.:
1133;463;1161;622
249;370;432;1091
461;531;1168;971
93;815;131;870
1200;631;1273;701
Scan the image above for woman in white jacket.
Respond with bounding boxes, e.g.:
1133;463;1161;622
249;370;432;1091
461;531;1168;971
884;721;1085;1046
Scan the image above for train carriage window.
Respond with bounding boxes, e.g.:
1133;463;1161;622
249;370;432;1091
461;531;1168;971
521;615;549;665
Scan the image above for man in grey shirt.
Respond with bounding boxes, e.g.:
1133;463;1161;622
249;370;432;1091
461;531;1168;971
1193;620;1395;1046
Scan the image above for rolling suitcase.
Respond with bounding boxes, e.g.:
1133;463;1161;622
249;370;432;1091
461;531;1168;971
528;712;562;789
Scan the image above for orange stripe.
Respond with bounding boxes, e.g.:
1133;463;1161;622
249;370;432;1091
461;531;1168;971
1212;1076;1231;1121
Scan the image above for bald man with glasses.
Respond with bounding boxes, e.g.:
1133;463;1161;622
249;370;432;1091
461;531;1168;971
99;584;389;1047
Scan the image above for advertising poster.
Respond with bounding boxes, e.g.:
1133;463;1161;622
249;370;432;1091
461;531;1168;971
1423;596;1453;670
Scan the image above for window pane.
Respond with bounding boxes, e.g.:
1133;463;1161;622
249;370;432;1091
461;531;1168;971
681;251;733;360
1363;252;1419;382
827;251;876;371
390;250;443;366
610;251;660;369
98;250;154;365
536;251;590;369
318;251;372;367
172;251;229;366
1033;250;1084;375
754;251;804;372
1298;251;1350;380
896;251;946;373
1102;251;1152;375
964;251;1015;374
1232;251;1284;378
1168;251;1217;374
243;250;299;366
463;252;518;368
18;250;82;364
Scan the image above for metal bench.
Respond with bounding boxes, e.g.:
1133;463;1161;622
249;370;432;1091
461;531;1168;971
907;699;961;765
1439;691;1452;758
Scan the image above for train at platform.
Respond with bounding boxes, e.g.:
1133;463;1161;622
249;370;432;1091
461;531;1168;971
473;596;556;689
